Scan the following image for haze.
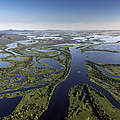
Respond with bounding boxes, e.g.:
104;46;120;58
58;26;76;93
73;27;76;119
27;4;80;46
0;0;120;30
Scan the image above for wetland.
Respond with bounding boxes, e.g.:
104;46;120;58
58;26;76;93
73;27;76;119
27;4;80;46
0;30;120;120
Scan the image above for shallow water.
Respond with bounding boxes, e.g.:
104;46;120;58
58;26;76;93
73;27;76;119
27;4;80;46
85;51;120;64
95;43;120;51
0;61;10;67
32;48;56;52
5;43;22;56
18;40;39;45
0;53;10;58
9;57;22;61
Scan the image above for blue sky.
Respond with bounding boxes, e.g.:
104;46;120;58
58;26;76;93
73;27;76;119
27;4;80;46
0;0;120;30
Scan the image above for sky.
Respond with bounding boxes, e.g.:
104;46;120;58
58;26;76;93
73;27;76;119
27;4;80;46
0;0;120;30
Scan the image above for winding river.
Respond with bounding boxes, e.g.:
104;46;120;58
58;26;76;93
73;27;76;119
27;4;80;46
0;43;120;119
40;45;120;120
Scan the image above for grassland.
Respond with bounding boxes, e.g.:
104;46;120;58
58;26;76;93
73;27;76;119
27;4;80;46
66;84;120;120
0;34;26;45
86;60;120;102
0;40;72;119
97;63;120;76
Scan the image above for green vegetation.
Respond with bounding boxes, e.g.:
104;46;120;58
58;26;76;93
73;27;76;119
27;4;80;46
97;63;120;76
0;34;26;45
80;44;120;53
0;38;72;119
0;31;120;119
66;84;120;120
86;60;120;102
66;85;97;120
3;85;53;120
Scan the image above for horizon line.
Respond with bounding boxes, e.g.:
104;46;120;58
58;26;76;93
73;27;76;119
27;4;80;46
1;29;120;31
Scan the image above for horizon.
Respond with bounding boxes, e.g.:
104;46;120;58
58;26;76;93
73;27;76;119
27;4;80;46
0;0;120;30
1;29;120;31
0;1;120;119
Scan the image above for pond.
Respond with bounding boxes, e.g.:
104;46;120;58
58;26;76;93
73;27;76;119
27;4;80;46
0;32;120;119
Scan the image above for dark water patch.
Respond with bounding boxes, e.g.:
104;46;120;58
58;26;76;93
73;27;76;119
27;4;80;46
88;81;120;109
40;46;120;120
0;96;22;118
0;69;62;81
13;78;27;84
40;46;89;120
79;86;85;101
0;84;48;96
84;85;101;120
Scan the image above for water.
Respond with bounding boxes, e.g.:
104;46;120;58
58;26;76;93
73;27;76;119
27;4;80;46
32;48;56;52
40;46;120;120
9;57;22;61
97;65;120;78
33;57;47;68
95;43;120;51
0;96;22;117
5;43;22;56
1;38;120;119
85;51;120;64
18;40;38;45
0;53;10;58
0;61;10;67
40;58;64;70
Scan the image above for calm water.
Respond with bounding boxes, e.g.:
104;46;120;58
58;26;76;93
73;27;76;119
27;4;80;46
0;42;120;119
40;45;120;120
0;96;22;118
